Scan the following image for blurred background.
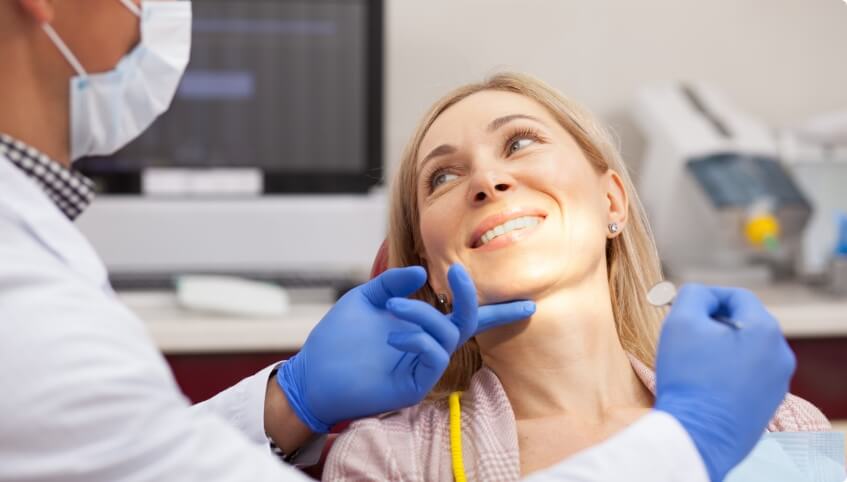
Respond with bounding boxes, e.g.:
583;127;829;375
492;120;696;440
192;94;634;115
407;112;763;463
384;0;847;177
74;0;847;442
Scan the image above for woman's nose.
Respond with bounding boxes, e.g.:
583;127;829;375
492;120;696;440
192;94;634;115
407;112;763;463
468;170;516;204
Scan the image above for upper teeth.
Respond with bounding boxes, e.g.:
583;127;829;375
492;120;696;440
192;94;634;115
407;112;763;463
478;216;542;246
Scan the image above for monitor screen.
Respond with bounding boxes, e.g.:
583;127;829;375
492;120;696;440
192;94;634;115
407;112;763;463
77;0;383;194
687;153;810;209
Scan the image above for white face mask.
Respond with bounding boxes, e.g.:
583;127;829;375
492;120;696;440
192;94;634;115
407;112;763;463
42;0;192;161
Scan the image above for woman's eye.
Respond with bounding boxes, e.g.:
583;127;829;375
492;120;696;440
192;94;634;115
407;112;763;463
508;137;535;154
431;171;458;190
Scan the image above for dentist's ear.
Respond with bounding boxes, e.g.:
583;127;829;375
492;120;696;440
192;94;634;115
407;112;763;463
17;0;55;24
603;169;629;238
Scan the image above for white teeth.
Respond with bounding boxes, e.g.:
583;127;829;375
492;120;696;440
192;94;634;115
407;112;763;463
477;216;542;246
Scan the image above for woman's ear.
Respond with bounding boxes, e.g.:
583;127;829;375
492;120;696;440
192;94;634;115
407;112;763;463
603;169;629;238
418;254;448;297
17;0;55;24
418;255;438;293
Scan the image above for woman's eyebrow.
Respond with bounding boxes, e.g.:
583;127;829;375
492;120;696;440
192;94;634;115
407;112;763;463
487;113;545;132
420;144;457;169
419;114;546;169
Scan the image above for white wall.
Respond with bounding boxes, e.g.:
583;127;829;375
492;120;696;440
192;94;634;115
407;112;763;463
384;0;847;175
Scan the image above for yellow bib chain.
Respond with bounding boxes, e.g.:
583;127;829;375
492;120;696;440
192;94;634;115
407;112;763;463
449;391;467;482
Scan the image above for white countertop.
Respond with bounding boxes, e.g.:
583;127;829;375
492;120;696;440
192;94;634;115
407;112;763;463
756;283;847;339
121;283;847;354
120;291;326;354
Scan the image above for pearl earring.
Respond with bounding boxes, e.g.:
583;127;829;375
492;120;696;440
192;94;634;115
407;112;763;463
608;222;620;234
437;293;452;312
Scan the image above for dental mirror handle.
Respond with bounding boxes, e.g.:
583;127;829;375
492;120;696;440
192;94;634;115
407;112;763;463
647;281;743;330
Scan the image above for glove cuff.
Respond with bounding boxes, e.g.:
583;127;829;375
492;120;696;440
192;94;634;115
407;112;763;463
276;357;332;434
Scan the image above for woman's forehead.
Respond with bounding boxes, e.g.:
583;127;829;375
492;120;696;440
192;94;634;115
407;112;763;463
418;90;557;160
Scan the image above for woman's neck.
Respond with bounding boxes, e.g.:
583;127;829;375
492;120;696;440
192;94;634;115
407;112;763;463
476;263;653;422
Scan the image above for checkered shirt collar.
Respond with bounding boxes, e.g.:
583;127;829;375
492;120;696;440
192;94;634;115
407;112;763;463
0;133;95;220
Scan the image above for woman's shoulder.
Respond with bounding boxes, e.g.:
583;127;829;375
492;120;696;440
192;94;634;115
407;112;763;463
769;393;832;432
627;354;832;433
338;394;453;447
322;398;450;481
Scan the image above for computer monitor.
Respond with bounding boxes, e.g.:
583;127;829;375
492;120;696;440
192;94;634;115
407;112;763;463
76;0;386;285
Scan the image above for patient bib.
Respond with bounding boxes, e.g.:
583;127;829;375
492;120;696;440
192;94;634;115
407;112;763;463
726;431;845;482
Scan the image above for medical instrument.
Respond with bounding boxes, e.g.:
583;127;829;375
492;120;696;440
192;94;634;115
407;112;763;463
647;280;678;307
647;281;743;329
633;83;812;285
781;115;847;277
449;391;467;482
830;213;847;295
176;275;290;318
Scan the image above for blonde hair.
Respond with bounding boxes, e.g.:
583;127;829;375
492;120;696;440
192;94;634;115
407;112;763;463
387;72;665;398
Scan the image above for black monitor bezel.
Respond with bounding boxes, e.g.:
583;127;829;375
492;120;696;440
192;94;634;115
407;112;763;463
78;0;384;195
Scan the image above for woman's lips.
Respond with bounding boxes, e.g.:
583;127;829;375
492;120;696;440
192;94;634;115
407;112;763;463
468;208;548;249
472;220;544;251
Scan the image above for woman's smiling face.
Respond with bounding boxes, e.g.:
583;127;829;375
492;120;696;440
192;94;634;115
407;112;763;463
415;90;627;304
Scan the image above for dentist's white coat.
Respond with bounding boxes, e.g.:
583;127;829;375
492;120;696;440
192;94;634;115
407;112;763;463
0;154;708;482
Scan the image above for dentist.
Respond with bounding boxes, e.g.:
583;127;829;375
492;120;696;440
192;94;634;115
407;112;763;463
0;1;796;481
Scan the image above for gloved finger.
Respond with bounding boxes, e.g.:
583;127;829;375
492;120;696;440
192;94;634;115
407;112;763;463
668;283;723;328
386;297;459;352
446;264;479;344
360;266;428;307
475;300;536;336
705;286;771;327
388;331;450;395
386;331;450;372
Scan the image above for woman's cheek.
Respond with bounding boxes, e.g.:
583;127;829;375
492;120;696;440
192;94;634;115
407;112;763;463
419;208;453;261
420;186;467;246
418;212;455;293
541;158;577;189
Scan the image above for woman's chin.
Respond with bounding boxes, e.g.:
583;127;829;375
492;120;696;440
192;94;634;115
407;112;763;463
476;280;549;306
471;263;563;305
470;253;599;305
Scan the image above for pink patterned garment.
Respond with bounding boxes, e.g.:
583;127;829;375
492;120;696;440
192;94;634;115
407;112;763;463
323;355;831;481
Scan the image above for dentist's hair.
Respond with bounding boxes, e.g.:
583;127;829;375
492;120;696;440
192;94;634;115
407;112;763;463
387;72;665;399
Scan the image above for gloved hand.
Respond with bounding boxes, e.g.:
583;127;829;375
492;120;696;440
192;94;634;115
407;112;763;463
276;264;535;433
653;284;796;482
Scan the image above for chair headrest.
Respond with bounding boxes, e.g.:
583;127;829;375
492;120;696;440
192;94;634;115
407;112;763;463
370;239;389;279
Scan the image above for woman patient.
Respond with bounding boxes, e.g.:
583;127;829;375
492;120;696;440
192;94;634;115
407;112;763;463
323;73;830;480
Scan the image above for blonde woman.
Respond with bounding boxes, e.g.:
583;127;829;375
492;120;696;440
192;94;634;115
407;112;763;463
323;73;829;480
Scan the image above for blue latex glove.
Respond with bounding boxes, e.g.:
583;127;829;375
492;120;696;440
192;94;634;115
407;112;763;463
654;284;796;482
276;264;535;433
